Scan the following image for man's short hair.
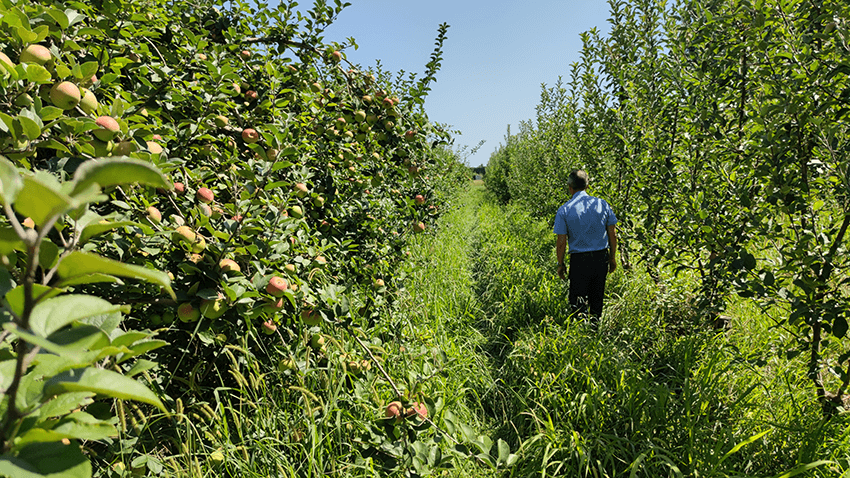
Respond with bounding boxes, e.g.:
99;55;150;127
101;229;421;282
568;170;589;190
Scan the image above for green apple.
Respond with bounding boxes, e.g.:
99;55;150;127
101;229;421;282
79;88;98;115
177;303;201;323
19;44;52;66
289;205;304;219
146;206;162;224
200;294;228;319
50;81;81;110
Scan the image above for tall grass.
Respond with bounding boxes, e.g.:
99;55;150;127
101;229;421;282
401;183;850;477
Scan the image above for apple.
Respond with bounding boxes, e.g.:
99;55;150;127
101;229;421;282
198;203;213;217
385;401;403;421
79;88;98;115
284;263;296;274
146;141;163;155
310;333;325;350
93;116;120;142
19;44;52;65
209;449;224;468
239;49;251;60
261;320;277;335
310;82;322;93
413;221;426;234
173;182;186;194
22;217;35;229
301;308;321;326
313;256;327;269
289;205;304;219
262;298;284;314
50;81;81;110
112;141;136;156
177;303;201;323
361;95;372;104
330;50;342;63
232;82;241;94
241;128;260;143
197;53;208;61
200;293;228;319
196;187;214;204
80;74;97;87
13;93;32;107
266;276;287;297
0;51;14;70
293;184;309;198
214;115;229;128
278;358;296;372
219;258;241;274
245;90;258;100
404;130;417;142
146;206;162;224
90;139;113;157
406;402;428;419
373;279;385;289
414;194;425;205
173;225;206;252
312;196;325;207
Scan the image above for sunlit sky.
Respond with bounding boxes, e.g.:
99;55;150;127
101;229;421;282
320;0;612;167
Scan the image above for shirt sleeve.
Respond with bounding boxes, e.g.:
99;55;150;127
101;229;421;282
605;201;618;226
553;206;568;235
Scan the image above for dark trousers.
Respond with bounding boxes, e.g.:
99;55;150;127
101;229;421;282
569;249;609;319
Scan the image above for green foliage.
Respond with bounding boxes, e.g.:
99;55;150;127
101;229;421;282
0;157;169;478
487;0;850;415
0;0;493;476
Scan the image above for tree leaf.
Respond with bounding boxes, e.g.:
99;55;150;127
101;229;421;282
38;392;96;419
29;294;127;337
0;157;22;205
15;440;92;477
833;315;848;339
56;251;174;299
71;158;171;196
23;64;52;84
44;367;166;412
3;284;64;317
53;273;124;287
79;220;151;244
14;175;76;226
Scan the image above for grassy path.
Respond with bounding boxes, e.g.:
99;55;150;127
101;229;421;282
399;183;849;478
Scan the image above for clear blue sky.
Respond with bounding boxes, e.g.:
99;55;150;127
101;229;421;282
319;1;613;167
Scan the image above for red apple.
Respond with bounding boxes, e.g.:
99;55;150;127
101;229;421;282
241;128;260;143
173;182;185;194
196;187;214;204
414;195;425;205
219;258;241;274
93;116;120;142
413;221;426;234
385;401;403;421
266;276;287;297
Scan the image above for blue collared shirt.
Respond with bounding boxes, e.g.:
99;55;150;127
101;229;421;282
553;190;618;253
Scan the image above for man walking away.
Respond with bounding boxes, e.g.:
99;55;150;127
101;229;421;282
553;170;618;328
